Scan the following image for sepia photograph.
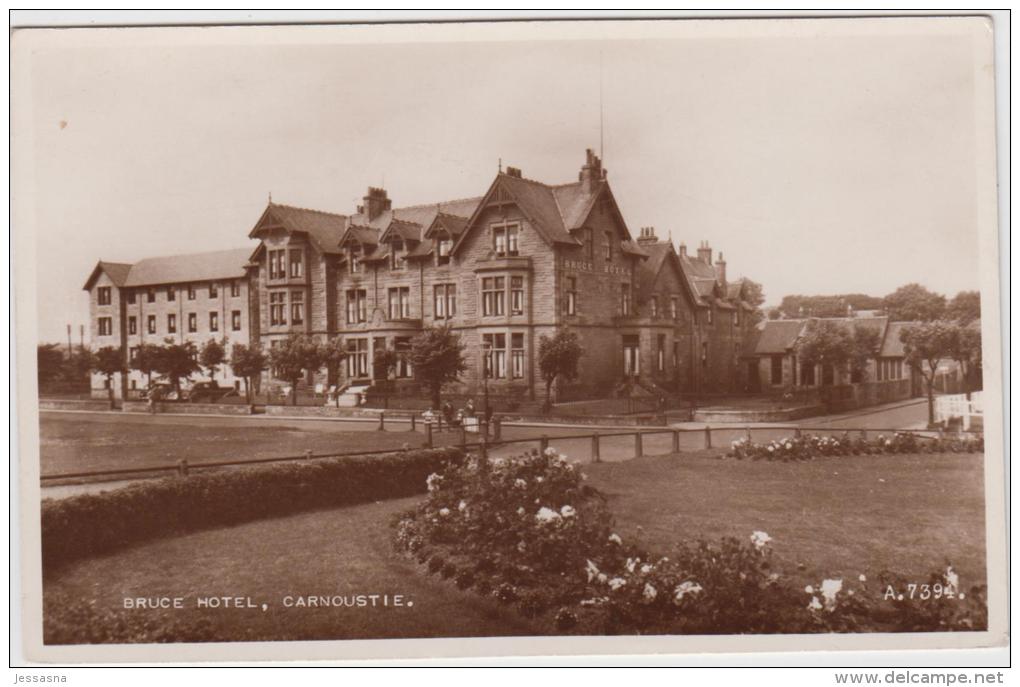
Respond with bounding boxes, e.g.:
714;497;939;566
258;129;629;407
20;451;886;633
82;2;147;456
11;14;1007;664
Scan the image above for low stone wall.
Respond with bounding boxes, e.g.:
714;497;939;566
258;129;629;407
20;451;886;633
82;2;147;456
264;404;396;420
39;398;114;412
122;400;253;415
693;405;823;424
501;412;667;427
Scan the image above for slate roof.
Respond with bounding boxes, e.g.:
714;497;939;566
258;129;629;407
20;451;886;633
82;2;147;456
492;173;582;246
122;247;253;287
634;242;674;300
257;203;350;255
880;321;915;358
82;261;133;290
753;320;808;354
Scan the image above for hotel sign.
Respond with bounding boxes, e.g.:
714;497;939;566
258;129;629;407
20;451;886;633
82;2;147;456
560;258;629;276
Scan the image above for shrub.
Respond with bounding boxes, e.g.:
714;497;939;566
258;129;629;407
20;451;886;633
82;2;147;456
727;432;982;461
42;447;464;572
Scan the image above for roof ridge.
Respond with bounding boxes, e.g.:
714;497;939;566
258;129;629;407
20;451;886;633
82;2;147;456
392;195;484;213
270;202;349;220
133;246;254;262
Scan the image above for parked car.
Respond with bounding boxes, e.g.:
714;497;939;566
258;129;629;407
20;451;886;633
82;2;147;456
188;381;236;403
143;383;179;401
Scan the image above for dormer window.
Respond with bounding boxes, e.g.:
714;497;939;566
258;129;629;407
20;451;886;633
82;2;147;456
348;245;362;274
268;250;286;280
492;223;520;257
289;249;303;278
436;236;452;266
390;240;405;270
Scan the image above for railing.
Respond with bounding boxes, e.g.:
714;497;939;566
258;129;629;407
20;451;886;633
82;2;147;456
40;414;979;486
935;392;983;430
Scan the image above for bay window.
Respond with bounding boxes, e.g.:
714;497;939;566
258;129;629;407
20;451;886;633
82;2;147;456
270;292;286;326
483;333;507;379
434;283;456;319
482;277;505;316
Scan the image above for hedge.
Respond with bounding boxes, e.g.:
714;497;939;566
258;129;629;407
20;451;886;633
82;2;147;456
42;447;464;572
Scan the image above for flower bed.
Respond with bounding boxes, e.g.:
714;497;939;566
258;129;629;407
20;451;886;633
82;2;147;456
394;447;987;635
727;432;983;462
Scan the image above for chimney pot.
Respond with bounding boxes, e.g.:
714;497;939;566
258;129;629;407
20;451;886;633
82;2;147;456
363;186;391;221
697;241;713;265
579;147;603;194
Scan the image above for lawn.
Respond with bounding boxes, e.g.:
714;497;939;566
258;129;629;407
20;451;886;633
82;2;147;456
44;496;544;644
583;450;987;590
39;413;431;477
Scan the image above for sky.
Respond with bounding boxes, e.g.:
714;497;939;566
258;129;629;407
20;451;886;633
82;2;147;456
22;19;988;344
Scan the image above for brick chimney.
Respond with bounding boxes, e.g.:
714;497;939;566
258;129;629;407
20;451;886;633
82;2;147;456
505;166;522;178
636;226;659;245
678;241;687;258
715;251;727;287
578;148;604;195
359;187;391;221
697;241;712;265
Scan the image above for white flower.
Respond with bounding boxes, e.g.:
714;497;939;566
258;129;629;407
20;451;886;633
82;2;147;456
439;507;450;517
804;585;814;594
517;541;526;553
807;596;823;612
750;531;772;550
597;573;608;584
608;577;627;591
767;446;775;452
426;473;443;492
560;505;576;518
673;581;703;603
608;533;622;545
535;506;562;524
640;564;653;575
535;476;545;483
516;507;525;516
458;500;467;512
543;446;558;458
514;478;527;489
820;578;843;608
769;573;780;583
642;583;658;601
858;574;867;583
625;557;638;573
785;443;793;450
585;559;600;583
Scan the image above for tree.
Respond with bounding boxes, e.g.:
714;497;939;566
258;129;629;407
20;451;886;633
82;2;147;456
372;346;400;381
946;291;981;325
91;346;125;408
229;343;268;403
537;329;584;410
777;293;884;319
740;279;767;325
130;343;163;388
320;336;348;388
883;283;946;322
795;320;880;384
900;321;954;426
943;324;982;400
408;324;467;408
199;338;227;382
268;334;325;405
63;345;93;386
154;339;201;398
37;344;65;386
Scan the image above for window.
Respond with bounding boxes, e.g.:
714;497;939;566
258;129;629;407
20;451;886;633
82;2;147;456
701;342;709;370
390;241;405;270
388;287;410;319
232;310;242;331
97;287;112;305
565;277;577;316
230;280;241;297
167;286;176;302
510;276;525;315
436;236;452;266
147;288;156;303
269;250;286;280
209;312;219;332
434;284;456;319
583;228;594;260
604;231;614;261
129;347;138;363
771;356;783;385
209;283;218;298
289;249;303;278
734;308;741;326
126;290;136;305
657;335;666;373
167;314;177;334
270;292;286;326
290;291;304;325
346;289;367;324
511;333;525;379
650;296;659;319
482;277;505;316
483;333;507;379
395;337;413;378
188;313;197;333
187;284;196;300
128;316;137;335
623;335;640;376
707;307;714;325
671;297;679;320
98;317;113;336
492;224;519;257
348;246;362;274
346;338;369;378
147;315;156;334
621;283;631;316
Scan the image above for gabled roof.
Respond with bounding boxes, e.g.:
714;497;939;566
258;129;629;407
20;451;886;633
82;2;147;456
122;248;253;287
83;261;133;290
250;203;350;255
347;197;482;233
754;319;808;354
634;242;674;301
378;218;423;244
880;321;916;358
425;212;469;239
491;173;581;246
